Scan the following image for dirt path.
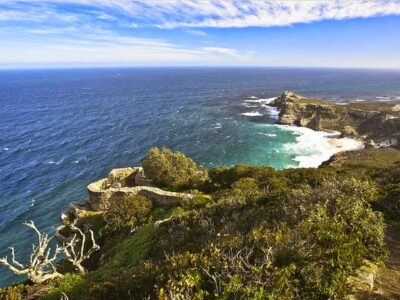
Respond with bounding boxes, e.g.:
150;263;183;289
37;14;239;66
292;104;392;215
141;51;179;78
362;225;400;299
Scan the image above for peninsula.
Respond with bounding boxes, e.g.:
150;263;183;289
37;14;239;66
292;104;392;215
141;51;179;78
271;91;400;148
1;96;400;300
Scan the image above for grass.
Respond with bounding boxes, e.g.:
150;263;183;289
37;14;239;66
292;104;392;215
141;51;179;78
329;148;400;169
40;225;154;300
347;102;395;111
96;225;153;278
292;97;336;106
291;95;396;113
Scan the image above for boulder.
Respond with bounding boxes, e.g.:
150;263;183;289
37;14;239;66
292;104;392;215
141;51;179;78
343;125;358;137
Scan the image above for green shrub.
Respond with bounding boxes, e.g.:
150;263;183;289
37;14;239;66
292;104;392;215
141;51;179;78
104;194;153;231
209;165;280;189
34;151;388;299
376;183;400;220
0;284;26;300
141;147;208;190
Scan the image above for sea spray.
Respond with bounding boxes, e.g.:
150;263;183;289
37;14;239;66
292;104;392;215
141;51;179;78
280;125;364;168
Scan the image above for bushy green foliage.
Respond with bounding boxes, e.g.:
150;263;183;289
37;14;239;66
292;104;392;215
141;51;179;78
147;174;385;299
372;164;400;221
40;226;154;300
104;194;152;231
378;184;400;220
0;284;26;300
141;147;208;190
208;165;282;190
37;152;390;300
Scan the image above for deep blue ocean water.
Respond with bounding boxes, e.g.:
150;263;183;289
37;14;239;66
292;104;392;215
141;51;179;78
1;67;400;286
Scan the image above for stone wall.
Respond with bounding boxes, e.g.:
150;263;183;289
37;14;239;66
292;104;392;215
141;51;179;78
87;167;192;210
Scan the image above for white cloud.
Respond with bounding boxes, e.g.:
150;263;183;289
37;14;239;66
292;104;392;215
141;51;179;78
151;0;400;28
95;12;117;21
202;47;239;57
2;1;400;28
5;0;398;28
186;29;207;37
0;24;248;66
0;6;80;23
0;0;399;67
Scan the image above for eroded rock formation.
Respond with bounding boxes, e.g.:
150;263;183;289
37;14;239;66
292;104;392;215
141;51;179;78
87;167;193;210
272;91;400;148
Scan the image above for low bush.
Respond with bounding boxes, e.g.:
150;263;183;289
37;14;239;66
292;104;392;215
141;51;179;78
35;152;389;299
141;147;208;191
104;194;153;231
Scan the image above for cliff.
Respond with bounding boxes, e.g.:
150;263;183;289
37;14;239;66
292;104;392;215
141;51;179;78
2;147;399;299
272;91;400;148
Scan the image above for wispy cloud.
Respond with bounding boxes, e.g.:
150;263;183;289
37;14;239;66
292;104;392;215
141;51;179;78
0;23;248;66
0;1;399;67
202;47;238;57
4;0;398;28
186;29;207;37
145;0;400;28
2;1;400;28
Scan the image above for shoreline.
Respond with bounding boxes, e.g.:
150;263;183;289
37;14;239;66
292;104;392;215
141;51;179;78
278;125;365;168
267;90;400;168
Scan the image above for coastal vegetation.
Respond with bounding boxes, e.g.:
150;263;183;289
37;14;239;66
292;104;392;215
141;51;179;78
141;147;208;191
1;146;400;299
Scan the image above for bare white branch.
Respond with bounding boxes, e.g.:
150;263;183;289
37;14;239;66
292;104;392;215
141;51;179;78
0;221;63;284
61;224;100;274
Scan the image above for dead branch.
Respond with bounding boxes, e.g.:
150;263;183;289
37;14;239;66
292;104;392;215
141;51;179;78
61;224;99;274
0;220;63;284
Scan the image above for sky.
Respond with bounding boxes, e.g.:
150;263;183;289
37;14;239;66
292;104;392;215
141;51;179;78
1;0;400;69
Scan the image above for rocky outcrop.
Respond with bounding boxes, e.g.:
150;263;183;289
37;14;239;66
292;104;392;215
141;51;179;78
347;260;378;299
55;166;194;242
87;167;193;210
272;91;400;148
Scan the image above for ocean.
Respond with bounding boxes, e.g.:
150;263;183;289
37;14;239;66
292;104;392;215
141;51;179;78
1;67;400;286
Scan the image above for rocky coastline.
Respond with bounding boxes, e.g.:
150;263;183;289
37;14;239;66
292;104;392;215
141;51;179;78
270;91;400;149
55;167;194;243
58;91;400;242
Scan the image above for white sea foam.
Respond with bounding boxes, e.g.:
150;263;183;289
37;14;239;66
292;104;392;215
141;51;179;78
355;99;365;102
242;97;279;117
242;103;259;108
45;159;64;165
241;111;263;117
265;105;280;116
214;122;222;129
248;96;258;99
376;96;392;102
244;97;276;104
279;125;364;168
4;147;9;151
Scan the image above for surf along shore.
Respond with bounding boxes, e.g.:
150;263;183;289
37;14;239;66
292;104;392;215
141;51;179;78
267;91;400;166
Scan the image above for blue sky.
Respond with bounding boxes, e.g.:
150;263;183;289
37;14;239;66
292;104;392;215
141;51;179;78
1;0;400;69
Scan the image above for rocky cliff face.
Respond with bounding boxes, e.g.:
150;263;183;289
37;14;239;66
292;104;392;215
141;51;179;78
272;91;400;148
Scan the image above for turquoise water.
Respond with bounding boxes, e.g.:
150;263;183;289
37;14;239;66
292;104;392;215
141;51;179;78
1;67;400;286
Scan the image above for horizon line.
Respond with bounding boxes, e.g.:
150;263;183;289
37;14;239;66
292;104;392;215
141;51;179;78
1;65;400;72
